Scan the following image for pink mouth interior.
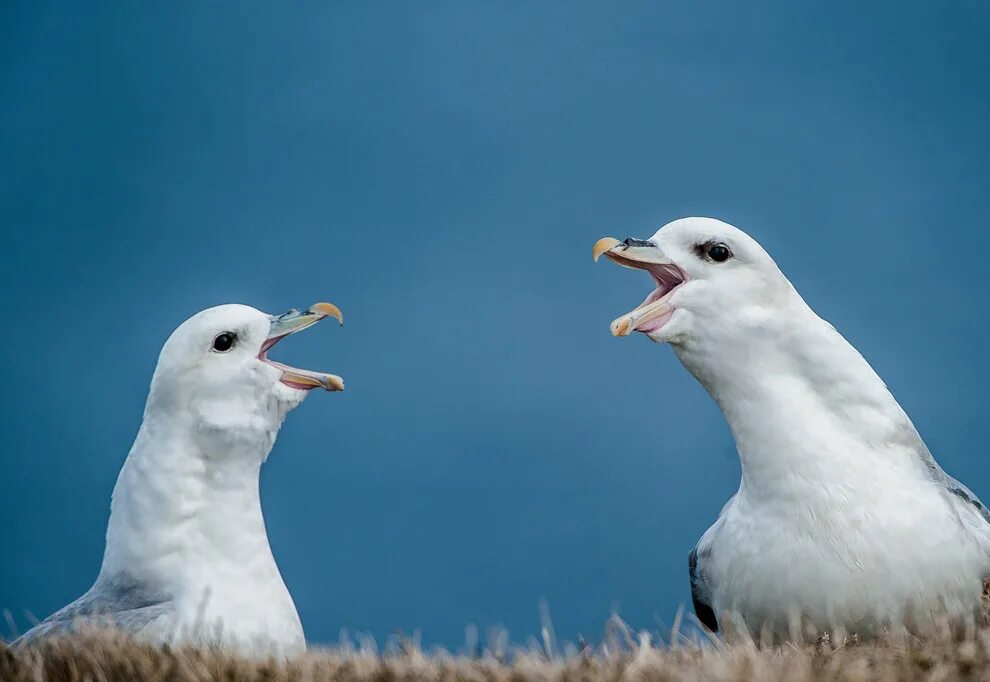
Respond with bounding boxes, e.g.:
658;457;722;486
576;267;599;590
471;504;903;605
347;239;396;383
611;257;687;334
258;336;283;357
258;335;320;391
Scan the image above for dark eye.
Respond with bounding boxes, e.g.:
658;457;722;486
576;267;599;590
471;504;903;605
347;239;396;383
212;332;236;352
706;242;732;263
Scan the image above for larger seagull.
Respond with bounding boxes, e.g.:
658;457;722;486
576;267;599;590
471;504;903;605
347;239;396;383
594;218;990;638
17;302;344;656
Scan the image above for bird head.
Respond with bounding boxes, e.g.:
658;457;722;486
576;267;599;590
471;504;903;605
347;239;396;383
593;217;794;346
147;302;344;453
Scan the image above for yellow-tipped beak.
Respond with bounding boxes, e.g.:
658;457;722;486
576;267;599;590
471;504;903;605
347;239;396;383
593;237;622;262
268;303;343;339
262;301;346;393
611;317;633;337
279;370;345;392
593;235;684;339
609;299;673;337
309;302;344;326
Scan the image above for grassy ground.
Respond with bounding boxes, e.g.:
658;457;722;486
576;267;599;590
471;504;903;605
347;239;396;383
6;623;990;681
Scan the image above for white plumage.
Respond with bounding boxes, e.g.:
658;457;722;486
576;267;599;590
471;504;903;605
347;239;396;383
595;217;990;637
18;303;343;657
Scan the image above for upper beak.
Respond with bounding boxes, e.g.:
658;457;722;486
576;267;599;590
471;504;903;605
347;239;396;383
261;302;345;391
593;237;669;267
593;237;684;337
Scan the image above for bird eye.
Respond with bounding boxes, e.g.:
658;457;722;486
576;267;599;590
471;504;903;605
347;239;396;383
706;242;732;263
212;332;236;352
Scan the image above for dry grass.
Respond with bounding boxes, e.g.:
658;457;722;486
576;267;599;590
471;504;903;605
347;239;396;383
6;622;990;681
7;588;990;681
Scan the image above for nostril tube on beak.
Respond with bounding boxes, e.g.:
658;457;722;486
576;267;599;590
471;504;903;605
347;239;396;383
623;237;656;248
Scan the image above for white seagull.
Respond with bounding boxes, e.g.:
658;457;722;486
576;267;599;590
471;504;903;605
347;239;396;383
594;218;990;638
17;302;344;657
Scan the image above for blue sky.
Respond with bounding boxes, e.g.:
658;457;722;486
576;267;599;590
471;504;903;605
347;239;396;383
2;1;989;648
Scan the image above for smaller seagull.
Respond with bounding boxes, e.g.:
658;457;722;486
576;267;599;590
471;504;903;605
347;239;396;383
594;218;990;638
16;303;344;657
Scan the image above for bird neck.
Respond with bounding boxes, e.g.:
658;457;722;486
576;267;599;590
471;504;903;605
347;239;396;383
98;409;280;595
673;303;923;501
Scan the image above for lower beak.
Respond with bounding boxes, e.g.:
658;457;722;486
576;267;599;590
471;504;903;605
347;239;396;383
261;302;345;392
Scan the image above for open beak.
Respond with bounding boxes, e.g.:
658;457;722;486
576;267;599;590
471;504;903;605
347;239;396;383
593;237;687;337
260;302;345;391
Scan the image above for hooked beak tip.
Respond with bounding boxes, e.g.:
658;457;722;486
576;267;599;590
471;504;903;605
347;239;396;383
309;302;343;325
593;237;622;263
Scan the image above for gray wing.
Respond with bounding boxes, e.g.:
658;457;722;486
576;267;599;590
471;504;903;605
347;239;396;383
14;574;173;647
911;437;990;527
688;545;718;633
942;474;990;527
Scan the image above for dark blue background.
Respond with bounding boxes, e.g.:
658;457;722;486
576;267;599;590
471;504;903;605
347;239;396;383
3;1;988;648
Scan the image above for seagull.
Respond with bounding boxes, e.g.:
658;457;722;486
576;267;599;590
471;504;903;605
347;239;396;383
16;302;344;657
593;218;990;638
